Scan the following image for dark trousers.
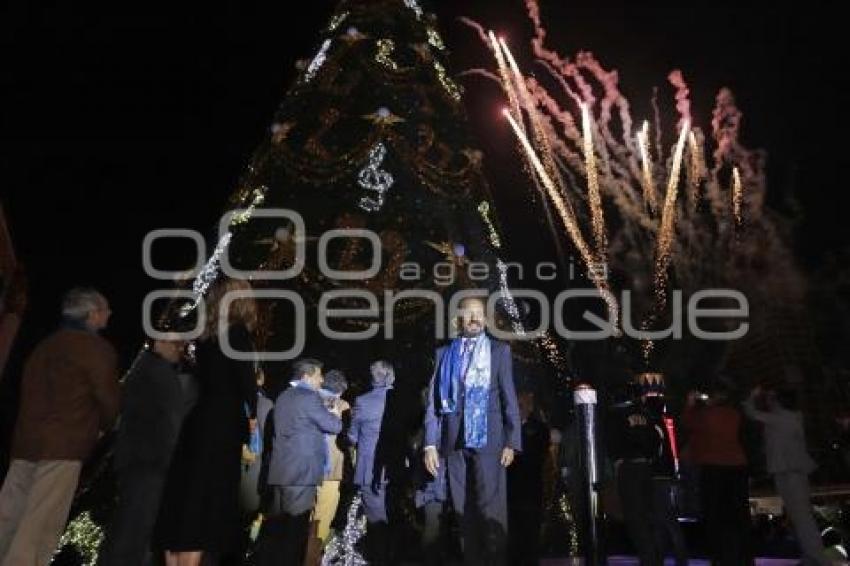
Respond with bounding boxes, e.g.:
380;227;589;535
700;465;752;566
617;460;662;566
255;486;315;566
254;512;311;566
651;478;688;566
507;500;542;566
361;484;388;523
99;467;167;566
361;486;391;564
421;501;447;566
447;450;507;566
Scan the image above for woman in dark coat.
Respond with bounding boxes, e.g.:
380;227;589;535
156;278;258;566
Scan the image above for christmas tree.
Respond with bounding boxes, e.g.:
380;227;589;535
169;0;562;386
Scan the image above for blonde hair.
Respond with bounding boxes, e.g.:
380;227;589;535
202;278;258;340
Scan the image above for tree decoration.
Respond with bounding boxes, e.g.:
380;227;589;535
357;142;394;212
304;39;333;83
52;512;104;566
320;494;367;566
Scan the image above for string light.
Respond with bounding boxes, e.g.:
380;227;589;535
426;27;446;51
180;231;232;316
229;186;267;226
52;512;103;566
327;11;348;32
433;60;462;102
496;259;526;336
403;0;423;20
357;142;395;212
477;201;502;249
304;39;332;83
375;39;398;70
178;186;267;316
321;493;367;566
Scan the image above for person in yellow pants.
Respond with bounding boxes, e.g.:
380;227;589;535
304;370;349;565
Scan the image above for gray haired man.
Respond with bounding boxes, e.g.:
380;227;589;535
0;287;119;566
349;360;406;564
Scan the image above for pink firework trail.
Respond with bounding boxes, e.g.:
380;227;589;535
461;0;799;367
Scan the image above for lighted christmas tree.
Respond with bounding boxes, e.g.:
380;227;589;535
168;0;565;385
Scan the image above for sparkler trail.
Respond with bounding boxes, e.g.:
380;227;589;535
638;121;658;212
581;102;607;259
499;38;571;206
503;109;620;328
654;119;691;310
732;166;743;226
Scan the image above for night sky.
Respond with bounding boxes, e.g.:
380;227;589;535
1;0;845;366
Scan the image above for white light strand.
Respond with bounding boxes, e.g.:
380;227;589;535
181;231;232;315
52;512;104;566
433;60;462;102
304;39;332;83
321;493;367;566
178;186;267;317
357;142;395;212
327;11;349;32
404;0;423;20
375;39;399;70
230;186;267;226
497;259;526;336
478;201;502;249
427;27;446;51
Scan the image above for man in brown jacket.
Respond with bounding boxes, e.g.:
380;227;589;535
0;287;119;566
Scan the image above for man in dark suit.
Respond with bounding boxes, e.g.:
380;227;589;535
256;358;342;566
99;337;186;566
349;360;406;564
423;296;521;565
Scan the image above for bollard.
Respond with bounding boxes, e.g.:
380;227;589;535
574;384;603;565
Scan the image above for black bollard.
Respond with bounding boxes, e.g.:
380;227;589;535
574;384;604;565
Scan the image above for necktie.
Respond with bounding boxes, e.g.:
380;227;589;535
461;338;475;378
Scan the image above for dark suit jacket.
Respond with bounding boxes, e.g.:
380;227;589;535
423;336;521;455
349;386;388;488
267;384;342;487
114;350;184;470
12;327;119;461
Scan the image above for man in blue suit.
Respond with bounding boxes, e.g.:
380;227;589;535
256;358;342;566
423;296;521;565
348;360;408;563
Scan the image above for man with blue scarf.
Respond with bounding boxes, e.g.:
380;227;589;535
423;296;521;565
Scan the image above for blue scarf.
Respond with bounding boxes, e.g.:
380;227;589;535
437;335;491;449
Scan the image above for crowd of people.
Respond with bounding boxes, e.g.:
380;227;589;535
0;281;843;565
609;374;839;565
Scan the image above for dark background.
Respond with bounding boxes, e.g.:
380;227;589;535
1;0;845;368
